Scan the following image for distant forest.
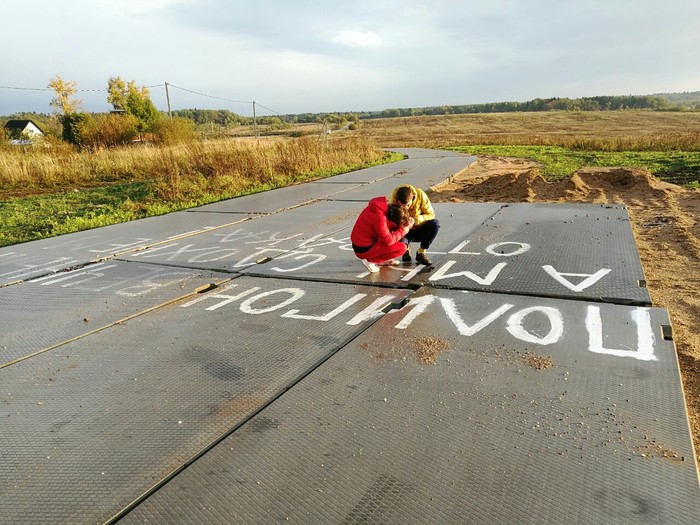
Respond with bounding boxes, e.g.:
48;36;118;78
173;92;700;126
4;91;699;133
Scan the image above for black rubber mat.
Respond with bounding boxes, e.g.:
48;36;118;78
0;211;248;286
326;174;442;201
0;277;412;524
419;203;651;305
189;179;363;214
241;202;647;308
121;287;699;525
241;203;502;286
0;261;230;367
327;154;477;194
117;200;368;272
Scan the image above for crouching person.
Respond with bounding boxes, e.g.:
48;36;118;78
351;196;414;273
390;184;440;266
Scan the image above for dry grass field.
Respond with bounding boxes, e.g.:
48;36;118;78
357;110;700;465
357;110;700;150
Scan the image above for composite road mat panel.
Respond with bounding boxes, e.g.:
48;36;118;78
417;203;651;306
0;211;249;286
0;276;412;525
189;180;364;214
240;203;502;286
304;150;475;186
325;173;451;202
241;201;646;308
189;151;476;213
120;287;700;525
117;200;368;273
0;261;230;367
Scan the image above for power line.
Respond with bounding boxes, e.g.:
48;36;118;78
0;82;281;115
254;101;280;115
167;83;252;105
0;85;106;92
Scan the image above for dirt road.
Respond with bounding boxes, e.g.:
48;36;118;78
429;155;700;462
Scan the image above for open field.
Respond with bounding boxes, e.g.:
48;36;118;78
0;136;393;246
357;110;700;151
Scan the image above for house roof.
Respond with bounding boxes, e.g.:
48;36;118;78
4;119;44;133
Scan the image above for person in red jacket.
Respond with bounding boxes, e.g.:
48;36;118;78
350;197;414;273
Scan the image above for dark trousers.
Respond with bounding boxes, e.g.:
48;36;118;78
402;219;440;250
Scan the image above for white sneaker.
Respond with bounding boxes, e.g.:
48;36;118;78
360;259;380;273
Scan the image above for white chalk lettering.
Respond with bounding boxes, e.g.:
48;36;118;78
129;243;239;262
506;306;564;345
346;295;401;325
283;293;366;321
115;272;194;297
213;229;295;244
180;283;260;310
239;288;305;314
299;236;349;249
243;232;305;246
543;266;612;292
440;298;514;336
389;295;437;329
429;261;507;285
272;252;327;272
233;249;286;268
87;238;151;255
486;242;531;256
586;306;656;361
29;262;117;286
0;257;79;280
448;240;481;255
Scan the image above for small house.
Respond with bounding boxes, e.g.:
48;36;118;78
4;119;44;144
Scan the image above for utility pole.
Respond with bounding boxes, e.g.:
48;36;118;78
165;82;172;119
252;100;258;141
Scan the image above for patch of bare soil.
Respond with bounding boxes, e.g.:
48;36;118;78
413;336;450;364
430;155;700;463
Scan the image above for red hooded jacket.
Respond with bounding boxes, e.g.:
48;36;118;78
350;197;409;250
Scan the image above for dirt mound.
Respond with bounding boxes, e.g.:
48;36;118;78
447;168;548;202
562;167;681;204
433;157;680;205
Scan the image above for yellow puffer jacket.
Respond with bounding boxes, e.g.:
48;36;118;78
389;184;435;227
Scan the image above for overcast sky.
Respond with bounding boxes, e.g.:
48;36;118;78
2;0;699;117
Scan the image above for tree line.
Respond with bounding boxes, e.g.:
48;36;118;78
3;78;699;148
338;93;700;120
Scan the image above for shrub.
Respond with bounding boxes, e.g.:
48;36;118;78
152;117;197;145
78;113;140;148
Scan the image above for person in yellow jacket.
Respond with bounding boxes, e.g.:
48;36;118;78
389;184;440;266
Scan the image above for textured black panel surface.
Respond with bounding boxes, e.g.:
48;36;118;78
0;211;247;286
328;156;477;200
0;277;412;524
241;203;502;286
189;178;363;213
421;203;651;305
118;200;367;273
0;262;230;367
122;288;699;525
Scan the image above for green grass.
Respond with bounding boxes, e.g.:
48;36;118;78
0;152;405;248
447;145;700;185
